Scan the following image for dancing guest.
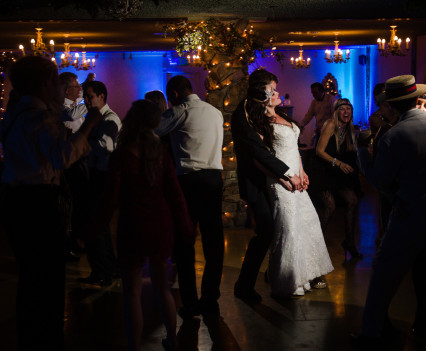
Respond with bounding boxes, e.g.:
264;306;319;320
145;90;168;113
82;100;194;351
313;98;362;259
231;69;301;302
0;55;101;351
300;82;336;145
78;81;121;286
355;75;426;346
155;76;224;319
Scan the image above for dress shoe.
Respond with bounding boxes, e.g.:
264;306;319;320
178;305;201;320
234;282;262;302
77;274;112;287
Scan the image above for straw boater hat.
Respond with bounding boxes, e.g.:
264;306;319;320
385;75;426;102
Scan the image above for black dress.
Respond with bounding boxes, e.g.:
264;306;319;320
308;134;360;195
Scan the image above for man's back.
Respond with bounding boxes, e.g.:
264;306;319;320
160;94;223;175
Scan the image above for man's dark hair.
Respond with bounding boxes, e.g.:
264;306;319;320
249;69;278;88
389;97;418;114
311;82;325;91
166;75;193;98
9;56;58;96
59;72;78;89
84;80;108;103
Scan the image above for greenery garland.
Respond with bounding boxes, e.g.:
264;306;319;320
164;18;282;68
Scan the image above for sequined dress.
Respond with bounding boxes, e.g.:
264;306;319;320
267;123;334;297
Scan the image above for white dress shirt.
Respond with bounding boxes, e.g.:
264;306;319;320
155;94;223;175
61;97;88;133
87;104;121;172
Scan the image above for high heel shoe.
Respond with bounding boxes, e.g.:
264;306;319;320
341;240;363;259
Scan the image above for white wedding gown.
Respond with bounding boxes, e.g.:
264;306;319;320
267;123;334;297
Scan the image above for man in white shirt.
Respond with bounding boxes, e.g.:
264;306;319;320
78;80;121;286
59;72;87;134
156;75;224;319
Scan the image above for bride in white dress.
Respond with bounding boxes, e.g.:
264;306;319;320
248;79;333;297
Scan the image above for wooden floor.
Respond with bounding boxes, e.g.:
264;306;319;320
0;180;424;350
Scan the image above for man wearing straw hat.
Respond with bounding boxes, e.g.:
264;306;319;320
356;75;426;346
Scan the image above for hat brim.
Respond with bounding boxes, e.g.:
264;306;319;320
386;84;426;102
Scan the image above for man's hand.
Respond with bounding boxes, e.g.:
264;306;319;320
279;178;293;191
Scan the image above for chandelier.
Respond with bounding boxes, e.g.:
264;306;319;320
58;35;77;70
377;25;410;57
74;45;95;71
290;48;310;69
325;41;350;63
186;45;202;65
19;27;55;59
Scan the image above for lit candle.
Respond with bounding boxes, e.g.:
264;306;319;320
49;40;54;52
307;58;311;67
92;58;95;67
397;38;401;48
19;44;25;56
346;49;350;59
291;57;294;63
30;39;35;50
377;38;381;50
406;37;410;50
382;39;386;50
51;57;56;65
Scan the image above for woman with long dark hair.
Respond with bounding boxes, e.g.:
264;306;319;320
246;81;333;297
84;99;194;351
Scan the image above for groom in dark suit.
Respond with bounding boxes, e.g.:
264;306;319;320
231;69;301;301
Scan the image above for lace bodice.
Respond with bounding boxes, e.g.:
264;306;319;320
272;123;300;176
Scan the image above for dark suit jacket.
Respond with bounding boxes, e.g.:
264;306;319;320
231;101;289;203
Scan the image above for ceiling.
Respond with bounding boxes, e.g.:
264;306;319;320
1;0;426;53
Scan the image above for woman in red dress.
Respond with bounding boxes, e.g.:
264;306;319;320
85;99;194;351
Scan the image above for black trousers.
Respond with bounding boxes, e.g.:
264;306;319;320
85;168;116;279
2;185;66;351
237;190;274;289
175;169;224;308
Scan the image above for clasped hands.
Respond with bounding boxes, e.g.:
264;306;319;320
279;173;309;192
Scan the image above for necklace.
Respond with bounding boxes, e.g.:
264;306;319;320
338;124;347;144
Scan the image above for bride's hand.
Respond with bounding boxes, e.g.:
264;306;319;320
279;178;294;191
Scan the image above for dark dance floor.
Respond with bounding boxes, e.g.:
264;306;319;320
0;179;424;350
